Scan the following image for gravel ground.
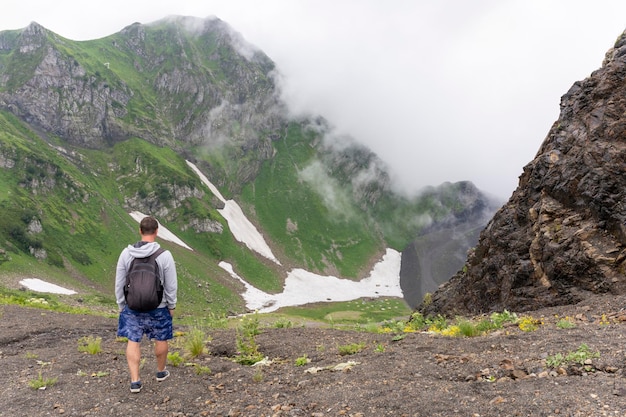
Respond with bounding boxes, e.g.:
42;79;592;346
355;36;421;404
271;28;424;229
1;294;626;417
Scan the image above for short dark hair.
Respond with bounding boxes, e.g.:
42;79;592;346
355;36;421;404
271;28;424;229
139;216;159;235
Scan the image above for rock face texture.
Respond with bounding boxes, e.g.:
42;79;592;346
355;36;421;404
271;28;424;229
0;18;281;158
421;31;626;316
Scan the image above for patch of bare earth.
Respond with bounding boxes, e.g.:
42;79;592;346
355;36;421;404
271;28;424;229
1;294;626;417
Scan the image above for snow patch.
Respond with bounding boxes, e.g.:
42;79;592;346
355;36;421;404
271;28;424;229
186;161;280;264
19;278;77;295
220;248;402;313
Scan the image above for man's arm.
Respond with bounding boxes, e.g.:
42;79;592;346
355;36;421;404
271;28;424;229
114;250;129;311
160;251;178;310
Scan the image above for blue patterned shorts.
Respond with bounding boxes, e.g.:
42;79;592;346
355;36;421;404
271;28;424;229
117;307;173;342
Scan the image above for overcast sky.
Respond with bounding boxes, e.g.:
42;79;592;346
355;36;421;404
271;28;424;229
2;1;626;198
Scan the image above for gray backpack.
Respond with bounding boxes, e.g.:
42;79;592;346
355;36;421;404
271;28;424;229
124;248;165;311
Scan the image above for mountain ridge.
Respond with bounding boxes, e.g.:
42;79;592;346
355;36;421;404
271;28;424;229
0;16;496;315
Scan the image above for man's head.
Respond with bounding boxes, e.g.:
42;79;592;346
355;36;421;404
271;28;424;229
139;216;159;236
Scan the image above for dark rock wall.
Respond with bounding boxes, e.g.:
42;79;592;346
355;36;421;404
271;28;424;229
421;30;626;316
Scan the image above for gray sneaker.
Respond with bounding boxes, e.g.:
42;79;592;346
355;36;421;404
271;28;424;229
156;369;170;381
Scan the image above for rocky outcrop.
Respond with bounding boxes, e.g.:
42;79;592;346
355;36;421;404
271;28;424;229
0;18;290;198
0;23;133;146
0;18;284;188
421;30;626;316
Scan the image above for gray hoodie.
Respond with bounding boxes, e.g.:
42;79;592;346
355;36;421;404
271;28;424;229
115;241;177;311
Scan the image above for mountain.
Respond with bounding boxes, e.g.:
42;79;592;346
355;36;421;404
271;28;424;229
421;30;626;316
400;181;499;308
0;16;496;314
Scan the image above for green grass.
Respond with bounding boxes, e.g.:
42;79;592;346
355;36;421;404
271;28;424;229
241;122;383;277
77;336;102;354
338;342;366;356
234;314;264;365
28;371;58;390
294;354;310;366
0;21;490;324
279;298;411;325
167;351;184;367
545;344;600;368
184;327;210;358
0;286;112;316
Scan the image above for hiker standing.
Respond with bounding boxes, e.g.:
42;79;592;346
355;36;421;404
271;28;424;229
115;216;178;393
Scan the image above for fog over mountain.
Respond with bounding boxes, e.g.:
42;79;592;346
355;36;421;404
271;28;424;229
3;1;626;198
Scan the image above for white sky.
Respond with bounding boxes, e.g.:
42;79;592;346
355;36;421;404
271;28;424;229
2;1;626;198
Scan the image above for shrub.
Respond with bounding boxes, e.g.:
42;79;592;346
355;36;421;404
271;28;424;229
439;325;461;337
421;292;432;307
556;317;576;329
427;315;448;332
273;317;293;328
518;316;542;332
294;354;310;366
185;327;210;358
28;371;58;390
167;351;184;367
338;342;366;356
234;314;264;365
77;336;102;354
205;312;229;329
252;367;263;383
457;320;481;337
379;319;406;334
195;365;211;375
545;344;600;368
490;310;518;328
475;318;498;333
407;312;429;330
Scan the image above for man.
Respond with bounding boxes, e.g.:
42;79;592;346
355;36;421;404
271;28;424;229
115;216;178;393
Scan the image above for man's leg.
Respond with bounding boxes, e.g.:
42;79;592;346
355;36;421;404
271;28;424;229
126;340;142;382
155;340;168;372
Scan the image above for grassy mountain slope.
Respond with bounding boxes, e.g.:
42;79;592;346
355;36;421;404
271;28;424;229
0;18;495;316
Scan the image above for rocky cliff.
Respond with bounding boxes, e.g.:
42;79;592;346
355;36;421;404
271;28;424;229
0;17;281;191
421;31;626;316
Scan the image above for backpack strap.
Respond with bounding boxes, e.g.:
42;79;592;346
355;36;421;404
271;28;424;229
146;248;166;279
149;248;166;261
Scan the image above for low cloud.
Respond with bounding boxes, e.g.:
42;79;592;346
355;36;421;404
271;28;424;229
4;1;626;198
298;160;356;220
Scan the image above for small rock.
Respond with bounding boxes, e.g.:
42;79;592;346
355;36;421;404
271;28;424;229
489;396;506;405
510;369;527;380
